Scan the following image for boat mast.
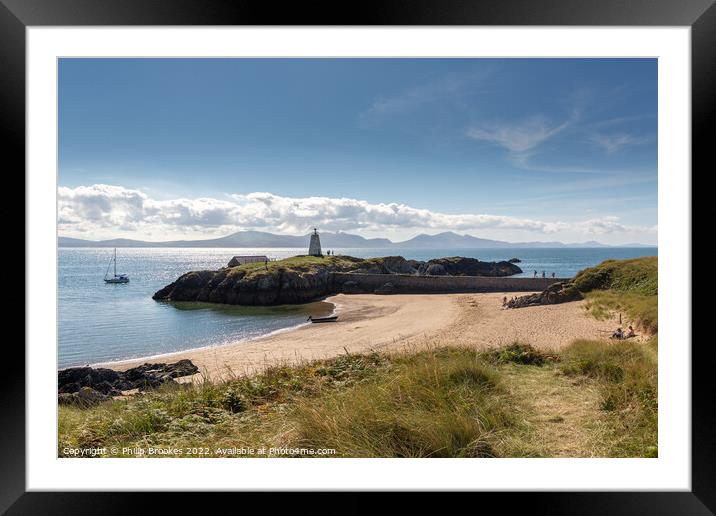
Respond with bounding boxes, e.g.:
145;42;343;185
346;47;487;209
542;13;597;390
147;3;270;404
114;248;117;277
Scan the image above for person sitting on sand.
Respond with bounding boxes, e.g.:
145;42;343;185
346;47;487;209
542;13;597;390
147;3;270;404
502;296;508;307
626;325;635;338
612;327;624;339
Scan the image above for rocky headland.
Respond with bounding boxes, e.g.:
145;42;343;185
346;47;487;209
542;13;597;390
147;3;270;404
152;255;522;306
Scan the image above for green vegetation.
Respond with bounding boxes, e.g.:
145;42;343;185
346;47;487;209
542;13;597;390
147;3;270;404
484;342;559;366
290;348;512;457
58;341;657;458
573;256;657;295
63;257;660;458
573;257;658;334
59;353;389;457
584;290;658;334
227;254;364;279
554;257;658;456
560;338;658;457
59;349;519;458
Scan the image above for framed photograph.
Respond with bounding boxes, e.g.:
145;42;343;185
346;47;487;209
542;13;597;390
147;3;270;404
6;0;710;512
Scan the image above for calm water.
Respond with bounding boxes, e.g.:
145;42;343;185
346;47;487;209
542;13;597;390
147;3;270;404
58;246;657;368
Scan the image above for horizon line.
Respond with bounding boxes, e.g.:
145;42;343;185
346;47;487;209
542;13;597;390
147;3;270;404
57;229;657;248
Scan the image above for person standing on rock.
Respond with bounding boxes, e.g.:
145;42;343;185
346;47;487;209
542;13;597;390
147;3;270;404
541;271;546;278
551;272;555;278
533;270;537;278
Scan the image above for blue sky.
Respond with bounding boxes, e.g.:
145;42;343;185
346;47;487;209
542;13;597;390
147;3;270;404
58;58;657;244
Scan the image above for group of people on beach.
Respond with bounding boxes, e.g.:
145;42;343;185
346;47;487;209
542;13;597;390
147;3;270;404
533;270;556;278
501;294;638;340
611;325;636;340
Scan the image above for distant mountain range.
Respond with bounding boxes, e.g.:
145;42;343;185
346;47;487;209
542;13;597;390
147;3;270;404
58;230;655;249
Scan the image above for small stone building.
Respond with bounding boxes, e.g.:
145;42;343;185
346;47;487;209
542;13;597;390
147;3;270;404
227;255;269;267
308;228;322;256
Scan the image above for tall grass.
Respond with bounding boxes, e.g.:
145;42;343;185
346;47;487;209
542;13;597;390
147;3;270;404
58;348;520;458
573;256;658;334
58;354;389;455
560;338;658;457
59;342;657;458
584;290;658;334
484;342;559;366
291;349;513;457
573;256;657;296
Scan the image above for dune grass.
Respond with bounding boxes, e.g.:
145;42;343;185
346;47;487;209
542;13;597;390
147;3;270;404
59;353;390;456
584;290;658;334
58;341;656;458
573;256;658;334
573;256;657;296
59;348;520;458
560;338;658;457
483;342;559;366
290;348;513;457
566;258;658;456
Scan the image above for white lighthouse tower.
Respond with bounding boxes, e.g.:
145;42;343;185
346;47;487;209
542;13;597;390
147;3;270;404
308;228;322;256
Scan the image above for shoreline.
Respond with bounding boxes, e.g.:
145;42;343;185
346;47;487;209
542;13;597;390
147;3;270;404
81;299;341;369
93;292;619;381
85;319;315;369
97;293;463;379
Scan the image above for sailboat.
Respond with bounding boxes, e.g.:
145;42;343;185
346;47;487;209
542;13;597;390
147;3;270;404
104;248;130;283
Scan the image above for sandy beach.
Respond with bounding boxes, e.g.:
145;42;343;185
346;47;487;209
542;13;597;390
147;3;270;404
104;292;620;381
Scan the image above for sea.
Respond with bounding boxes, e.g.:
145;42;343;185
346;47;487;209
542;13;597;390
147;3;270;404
58;246;657;368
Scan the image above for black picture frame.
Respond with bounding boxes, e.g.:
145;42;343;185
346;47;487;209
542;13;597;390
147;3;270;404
4;0;709;513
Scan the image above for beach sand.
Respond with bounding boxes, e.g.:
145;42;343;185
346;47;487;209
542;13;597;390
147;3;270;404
104;292;620;381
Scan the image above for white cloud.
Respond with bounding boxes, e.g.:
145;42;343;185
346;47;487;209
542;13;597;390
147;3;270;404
232;191;564;233
58;185;247;234
58;184;656;242
572;216;656;235
362;79;463;118
466;113;576;154
358;73;485;125
589;133;651;154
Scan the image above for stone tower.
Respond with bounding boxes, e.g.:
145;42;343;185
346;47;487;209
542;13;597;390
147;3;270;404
308;228;322;256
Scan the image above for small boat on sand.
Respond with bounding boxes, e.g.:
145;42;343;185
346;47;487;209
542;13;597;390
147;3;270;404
308;315;338;323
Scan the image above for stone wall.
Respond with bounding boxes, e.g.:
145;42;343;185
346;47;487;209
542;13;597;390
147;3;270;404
332;272;568;295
